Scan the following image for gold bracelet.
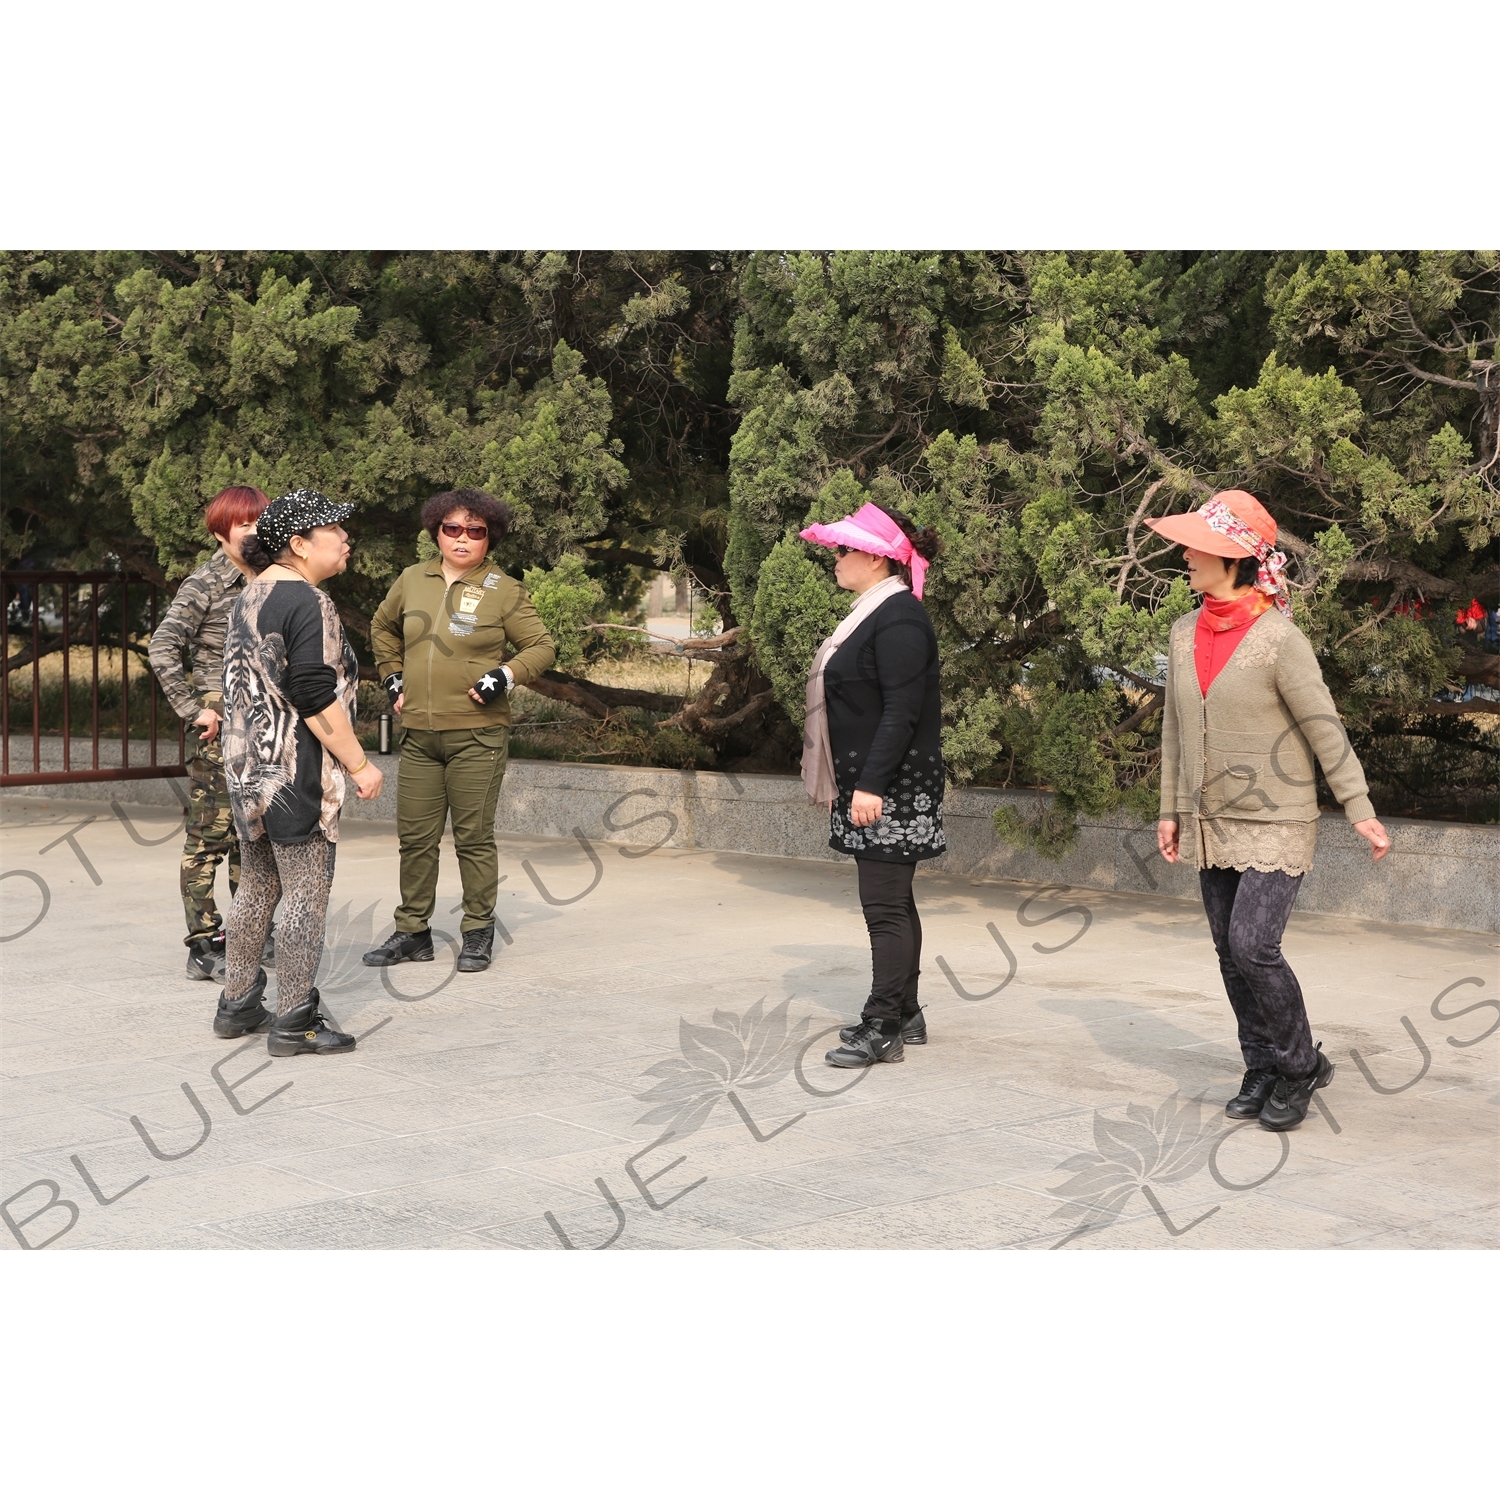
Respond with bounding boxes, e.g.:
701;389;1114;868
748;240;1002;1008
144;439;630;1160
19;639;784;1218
347;756;369;776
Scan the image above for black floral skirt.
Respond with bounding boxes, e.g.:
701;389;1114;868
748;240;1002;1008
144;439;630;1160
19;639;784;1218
829;752;946;863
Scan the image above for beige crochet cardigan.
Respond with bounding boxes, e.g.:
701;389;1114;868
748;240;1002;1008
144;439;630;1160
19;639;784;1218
1159;608;1375;870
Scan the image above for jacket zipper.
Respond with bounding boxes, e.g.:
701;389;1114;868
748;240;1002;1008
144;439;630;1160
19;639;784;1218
428;578;448;731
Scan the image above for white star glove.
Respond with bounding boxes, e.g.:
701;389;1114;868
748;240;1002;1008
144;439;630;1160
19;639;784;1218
470;664;515;705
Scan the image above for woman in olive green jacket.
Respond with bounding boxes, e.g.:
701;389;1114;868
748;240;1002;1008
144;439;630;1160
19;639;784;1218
364;489;555;974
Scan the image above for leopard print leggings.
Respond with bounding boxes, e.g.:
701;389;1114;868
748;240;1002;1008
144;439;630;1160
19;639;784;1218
223;834;335;1014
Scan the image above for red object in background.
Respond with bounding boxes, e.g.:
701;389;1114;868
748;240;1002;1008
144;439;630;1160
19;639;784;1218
1456;598;1485;630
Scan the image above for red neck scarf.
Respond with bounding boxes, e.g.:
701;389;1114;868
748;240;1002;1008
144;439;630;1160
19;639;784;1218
1195;590;1272;695
1202;591;1271;632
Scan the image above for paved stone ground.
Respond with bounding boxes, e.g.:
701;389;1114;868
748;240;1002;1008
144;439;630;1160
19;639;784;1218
2;795;1496;1251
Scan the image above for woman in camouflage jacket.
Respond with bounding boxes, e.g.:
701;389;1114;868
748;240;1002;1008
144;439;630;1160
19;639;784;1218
147;486;268;980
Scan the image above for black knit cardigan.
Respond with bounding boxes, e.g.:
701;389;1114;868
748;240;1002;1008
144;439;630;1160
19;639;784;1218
821;591;946;863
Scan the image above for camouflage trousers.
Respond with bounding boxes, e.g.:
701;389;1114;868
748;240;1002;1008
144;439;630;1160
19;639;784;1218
181;732;240;944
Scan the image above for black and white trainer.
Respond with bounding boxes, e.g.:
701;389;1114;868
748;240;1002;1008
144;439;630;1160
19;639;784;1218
362;929;435;967
185;932;226;982
825;1020;905;1068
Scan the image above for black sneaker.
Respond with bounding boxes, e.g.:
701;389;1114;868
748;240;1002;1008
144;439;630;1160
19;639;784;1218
1259;1044;1334;1131
267;989;356;1057
825;1020;905;1068
1226;1067;1279;1119
840;1010;926;1045
457;925;494;973
213;968;271;1038
362;929;434;967
186;932;226;982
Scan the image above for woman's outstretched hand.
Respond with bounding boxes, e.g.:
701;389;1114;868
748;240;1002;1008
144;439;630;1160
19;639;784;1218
1353;817;1391;860
850;790;884;827
1157;818;1180;864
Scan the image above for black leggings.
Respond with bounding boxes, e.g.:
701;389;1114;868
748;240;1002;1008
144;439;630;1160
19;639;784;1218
856;857;922;1024
1199;865;1316;1079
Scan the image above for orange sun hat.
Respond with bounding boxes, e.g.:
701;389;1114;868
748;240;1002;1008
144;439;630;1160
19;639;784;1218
1144;489;1277;558
1146;489;1293;617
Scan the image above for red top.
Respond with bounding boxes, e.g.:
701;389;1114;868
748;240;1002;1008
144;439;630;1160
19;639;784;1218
1194;591;1273;697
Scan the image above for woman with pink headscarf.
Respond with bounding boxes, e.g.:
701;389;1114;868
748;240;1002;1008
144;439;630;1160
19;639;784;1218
799;501;945;1068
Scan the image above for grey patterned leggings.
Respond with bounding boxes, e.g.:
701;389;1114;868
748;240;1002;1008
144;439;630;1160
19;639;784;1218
1199;865;1316;1079
224;834;336;1014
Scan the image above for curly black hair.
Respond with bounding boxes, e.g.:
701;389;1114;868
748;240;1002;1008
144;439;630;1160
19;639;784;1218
869;501;943;590
420;489;513;541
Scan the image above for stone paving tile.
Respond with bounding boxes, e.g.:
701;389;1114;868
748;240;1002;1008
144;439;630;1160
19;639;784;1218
310;1166;596;1234
995;1108;1103;1155
745;1181;1079;1250
206;1197;461;1250
894;1079;1094;1132
478;1206;749;1250
757;1130;1024;1211
349;1037;649;1091
0;1160;346;1251
1332;1205;1498;1249
4;795;1496;1251
0;1101;139;1157
10;1103;394;1196
1265;1153;1498;1230
277;1113;625;1196
56;1224;249;1252
312;1076;634;1137
1030;1192;1372;1251
506;1092;889;1198
664;1171;883;1238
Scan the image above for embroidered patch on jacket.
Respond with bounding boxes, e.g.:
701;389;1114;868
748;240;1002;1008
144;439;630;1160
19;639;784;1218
449;585;486;637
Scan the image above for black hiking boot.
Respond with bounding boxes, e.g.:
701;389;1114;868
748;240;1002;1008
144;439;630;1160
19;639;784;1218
362;929;434;967
1226;1067;1279;1119
212;968;271;1038
825;1019;905;1068
457;925;495;973
841;1009;926;1046
1259;1044;1334;1131
266;989;356;1057
185;932;226;982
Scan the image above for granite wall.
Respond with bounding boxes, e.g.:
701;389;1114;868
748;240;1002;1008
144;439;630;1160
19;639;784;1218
6;751;1495;934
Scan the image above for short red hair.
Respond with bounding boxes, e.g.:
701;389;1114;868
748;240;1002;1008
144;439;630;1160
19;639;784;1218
204;485;269;541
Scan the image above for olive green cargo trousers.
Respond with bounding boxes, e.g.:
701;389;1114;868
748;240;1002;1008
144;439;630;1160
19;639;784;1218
394;725;509;935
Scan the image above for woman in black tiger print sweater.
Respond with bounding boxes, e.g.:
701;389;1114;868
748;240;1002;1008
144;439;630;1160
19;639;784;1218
215;490;382;1056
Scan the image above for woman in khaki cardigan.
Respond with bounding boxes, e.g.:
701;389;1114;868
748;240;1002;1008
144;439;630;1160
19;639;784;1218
1150;491;1390;1130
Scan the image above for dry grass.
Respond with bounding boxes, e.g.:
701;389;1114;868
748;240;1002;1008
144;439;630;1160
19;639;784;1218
584;651;701;699
8;644;155;685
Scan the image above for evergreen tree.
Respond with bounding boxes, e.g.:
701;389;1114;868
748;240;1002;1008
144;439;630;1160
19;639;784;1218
726;250;1498;846
4;249;1494;825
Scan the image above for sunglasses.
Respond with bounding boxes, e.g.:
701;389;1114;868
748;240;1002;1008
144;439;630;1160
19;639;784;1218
440;522;489;541
835;546;851;557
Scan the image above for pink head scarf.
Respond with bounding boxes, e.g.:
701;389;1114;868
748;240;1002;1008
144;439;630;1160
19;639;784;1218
799;502;929;599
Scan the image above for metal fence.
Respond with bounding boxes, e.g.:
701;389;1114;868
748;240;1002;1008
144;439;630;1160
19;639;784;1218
1;571;187;787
